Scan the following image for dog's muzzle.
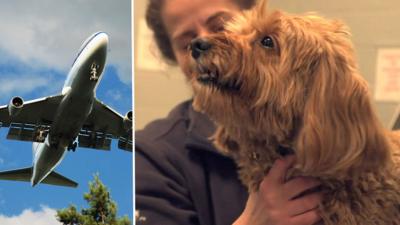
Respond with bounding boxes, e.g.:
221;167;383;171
190;38;241;92
191;38;212;59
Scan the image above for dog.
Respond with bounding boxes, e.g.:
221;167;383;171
189;0;400;224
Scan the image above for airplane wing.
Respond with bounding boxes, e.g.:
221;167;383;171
0;96;132;151
79;98;132;151
0;95;63;142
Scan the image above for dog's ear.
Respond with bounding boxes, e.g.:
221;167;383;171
253;0;269;18
295;43;392;178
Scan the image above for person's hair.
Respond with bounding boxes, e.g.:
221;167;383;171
145;0;257;64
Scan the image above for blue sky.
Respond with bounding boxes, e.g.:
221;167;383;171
0;0;132;223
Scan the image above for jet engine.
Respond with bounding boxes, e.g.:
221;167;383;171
8;96;24;117
123;111;133;131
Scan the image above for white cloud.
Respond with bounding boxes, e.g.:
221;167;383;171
0;206;61;225
107;89;123;101
0;0;131;83
0;75;49;97
0;69;65;104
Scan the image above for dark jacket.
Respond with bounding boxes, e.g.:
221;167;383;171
136;100;248;225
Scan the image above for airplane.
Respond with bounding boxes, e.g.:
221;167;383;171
0;32;132;188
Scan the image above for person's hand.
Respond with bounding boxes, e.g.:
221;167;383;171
233;156;322;225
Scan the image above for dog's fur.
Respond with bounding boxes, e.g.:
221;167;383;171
190;0;400;224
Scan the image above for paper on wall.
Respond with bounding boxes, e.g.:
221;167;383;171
374;48;400;102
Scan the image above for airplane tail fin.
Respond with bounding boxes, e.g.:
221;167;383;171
43;171;78;188
0;167;78;188
0;167;32;182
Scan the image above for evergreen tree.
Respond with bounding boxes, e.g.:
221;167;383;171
56;174;131;225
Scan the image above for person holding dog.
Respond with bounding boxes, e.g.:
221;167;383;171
136;0;322;224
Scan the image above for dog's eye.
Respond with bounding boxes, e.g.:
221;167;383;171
260;36;274;48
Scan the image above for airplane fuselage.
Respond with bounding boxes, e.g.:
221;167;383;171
31;32;108;186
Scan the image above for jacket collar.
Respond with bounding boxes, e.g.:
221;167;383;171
184;102;223;155
184;102;249;225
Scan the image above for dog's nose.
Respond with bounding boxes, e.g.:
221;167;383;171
190;38;212;59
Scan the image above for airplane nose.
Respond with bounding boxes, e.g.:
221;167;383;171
95;32;109;49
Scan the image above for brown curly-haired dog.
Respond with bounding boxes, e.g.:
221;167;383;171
189;0;400;224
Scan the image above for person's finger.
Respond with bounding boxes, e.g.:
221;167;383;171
287;192;322;217
265;155;296;185
283;177;321;200
289;209;321;225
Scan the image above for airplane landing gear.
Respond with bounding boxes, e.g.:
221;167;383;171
67;142;78;152
90;62;100;81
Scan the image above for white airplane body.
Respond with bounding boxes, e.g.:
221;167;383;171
0;32;132;187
